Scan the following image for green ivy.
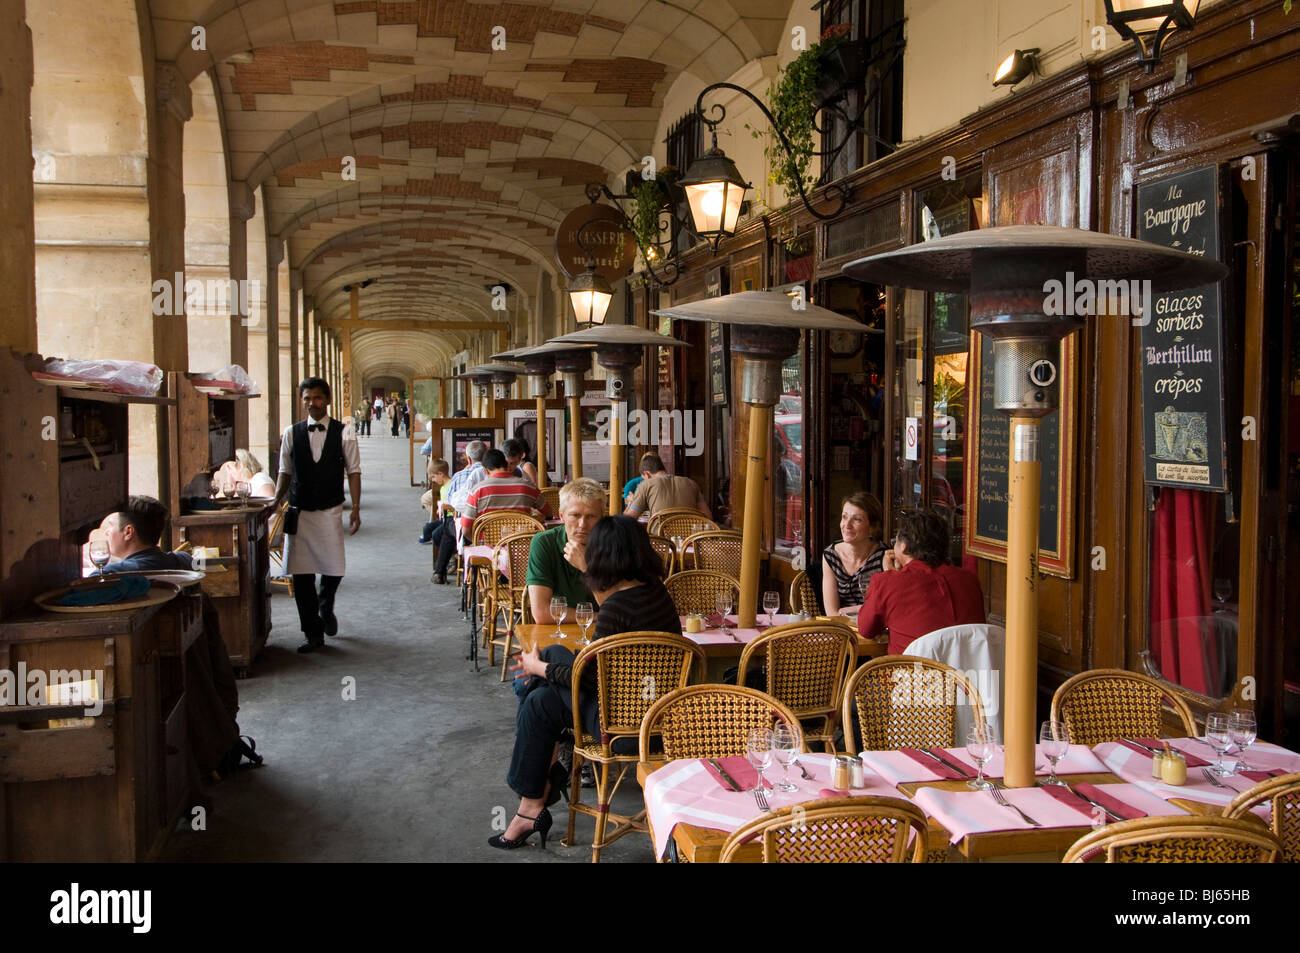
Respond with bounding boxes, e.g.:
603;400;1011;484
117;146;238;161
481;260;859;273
630;178;666;251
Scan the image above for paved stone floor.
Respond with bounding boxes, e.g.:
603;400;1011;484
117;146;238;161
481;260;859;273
161;430;653;863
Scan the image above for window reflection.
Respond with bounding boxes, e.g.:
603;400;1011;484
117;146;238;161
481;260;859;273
773;341;804;556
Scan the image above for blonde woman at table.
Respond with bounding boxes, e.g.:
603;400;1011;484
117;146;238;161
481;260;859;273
822;491;886;616
490;515;681;850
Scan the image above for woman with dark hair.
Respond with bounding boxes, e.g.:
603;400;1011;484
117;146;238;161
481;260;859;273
489;515;680;850
856;507;985;654
822;491;886;615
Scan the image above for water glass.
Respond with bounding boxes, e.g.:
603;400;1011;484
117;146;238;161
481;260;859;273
714;590;733;631
771;725;799;793
965;722;996;791
746;728;774;793
575;602;594;646
1204;712;1233;776
1039;720;1070;786
235;481;251;503
89;539;111;579
1228;709;1256;771
549;596;568;639
762;590;781;626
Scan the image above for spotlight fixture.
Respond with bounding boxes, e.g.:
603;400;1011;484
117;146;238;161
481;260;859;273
993;48;1039;87
1103;0;1201;73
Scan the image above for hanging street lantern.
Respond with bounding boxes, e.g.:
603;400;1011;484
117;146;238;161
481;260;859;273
677;132;751;251
1103;0;1201;73
842;223;1226;789
567;220;615;327
651;291;867;628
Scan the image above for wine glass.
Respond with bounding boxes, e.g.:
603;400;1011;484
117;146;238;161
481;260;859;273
714;590;733;633
549;596;568;639
857;575;870;606
762;590;781;627
1212;577;1232;611
89;538;111;579
746;728;774;793
575;602;594;646
1228;709;1256;771
235;481;251;504
771;725;799;794
1039;720;1071;786
208;477;220;501
1204;711;1233;776
965;722;996;791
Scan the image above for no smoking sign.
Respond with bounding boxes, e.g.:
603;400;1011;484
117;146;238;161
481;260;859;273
904;416;919;461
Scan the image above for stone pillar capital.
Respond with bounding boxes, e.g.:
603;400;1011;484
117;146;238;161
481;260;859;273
229;181;256;221
267;238;285;267
290;269;303;292
155;62;193;123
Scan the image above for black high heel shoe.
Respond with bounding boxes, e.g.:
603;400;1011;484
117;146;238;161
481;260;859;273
487;808;552;850
546;762;570;807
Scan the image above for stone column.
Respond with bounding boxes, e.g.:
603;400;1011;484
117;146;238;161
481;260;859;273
265;235;283;466
0;3;36;353
228;182;255;450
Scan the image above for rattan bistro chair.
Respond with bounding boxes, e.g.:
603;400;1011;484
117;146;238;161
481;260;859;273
1050;668;1197;747
648;534;676;577
1062;815;1283;863
1222;771;1300;862
484;532;536;678
737;620;856;754
538;485;561;515
789;570;820;616
685;529;743;577
467;511;543;641
639;685;804;762
564;632;704;863
841;655;989;754
720;796;929;864
267;499;293;596
664;570;740;617
648;507;719;540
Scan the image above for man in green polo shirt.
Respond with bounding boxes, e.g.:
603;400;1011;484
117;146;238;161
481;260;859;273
526;477;604;621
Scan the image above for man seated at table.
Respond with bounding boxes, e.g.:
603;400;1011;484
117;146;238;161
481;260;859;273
457;449;553;537
857;507;985;655
526;477;603;623
99;496;194;573
624;453;710;519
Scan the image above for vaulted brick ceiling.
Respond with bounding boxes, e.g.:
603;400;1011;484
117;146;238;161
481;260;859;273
150;0;793;379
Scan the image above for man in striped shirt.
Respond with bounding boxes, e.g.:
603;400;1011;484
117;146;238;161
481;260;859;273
458;449;553;535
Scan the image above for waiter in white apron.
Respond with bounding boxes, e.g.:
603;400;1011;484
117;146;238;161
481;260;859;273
272;377;362;653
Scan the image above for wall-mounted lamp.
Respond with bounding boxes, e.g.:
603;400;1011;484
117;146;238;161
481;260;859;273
1103;0;1200;73
567;220;613;327
993;48;1039;86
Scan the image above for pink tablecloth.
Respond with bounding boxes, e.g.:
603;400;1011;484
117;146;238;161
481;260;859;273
462;545;509;575
911;783;1185;845
1093;738;1300;809
677;614;799;648
857;744;1107;786
643;752;899;860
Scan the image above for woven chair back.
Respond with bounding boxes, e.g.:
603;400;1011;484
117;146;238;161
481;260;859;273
492;532;535;613
842;656;988;753
1050;668;1197;747
569;632;703;759
1063;815;1282;863
650;508;719;540
720;796;928;863
471;510;544;547
789;570;820;616
639;685;803;761
686;530;743;576
738;620;855;721
538;485;561;514
647;535;675;576
1222;771;1300;862
663;570;739;616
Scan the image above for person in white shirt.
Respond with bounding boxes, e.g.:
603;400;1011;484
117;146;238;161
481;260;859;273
271;377;362;653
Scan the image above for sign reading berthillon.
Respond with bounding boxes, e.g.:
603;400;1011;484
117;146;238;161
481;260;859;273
1135;166;1228;491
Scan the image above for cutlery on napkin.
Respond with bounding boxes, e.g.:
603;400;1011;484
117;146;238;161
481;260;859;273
899;748;972;780
700;756;772;792
1115;738;1210;767
1042;783;1147;821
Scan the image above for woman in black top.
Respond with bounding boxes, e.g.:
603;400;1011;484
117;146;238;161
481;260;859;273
489;515;680;850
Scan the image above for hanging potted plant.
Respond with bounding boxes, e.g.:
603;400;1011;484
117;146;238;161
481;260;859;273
814;23;866;102
628;166;679;253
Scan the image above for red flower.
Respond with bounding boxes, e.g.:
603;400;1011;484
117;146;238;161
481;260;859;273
820;23;851;42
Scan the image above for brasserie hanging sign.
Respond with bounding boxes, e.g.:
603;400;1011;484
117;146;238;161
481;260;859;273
1135;166;1228;491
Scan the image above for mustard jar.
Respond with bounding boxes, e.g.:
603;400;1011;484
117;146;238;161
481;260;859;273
1159;750;1187;786
684;613;703;634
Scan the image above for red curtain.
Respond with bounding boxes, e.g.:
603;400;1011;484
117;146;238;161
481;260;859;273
1149;488;1216;694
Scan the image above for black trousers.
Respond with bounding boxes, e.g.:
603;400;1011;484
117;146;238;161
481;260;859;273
292;574;341;641
434;519;456;575
507;679;577;799
359;416;370;435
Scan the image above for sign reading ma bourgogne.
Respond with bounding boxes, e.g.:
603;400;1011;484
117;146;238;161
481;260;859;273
1135;166;1228;491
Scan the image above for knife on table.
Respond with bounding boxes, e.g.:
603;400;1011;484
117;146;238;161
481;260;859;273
707;758;743;792
1120;738;1162;755
1061;782;1123;822
919;748;974;778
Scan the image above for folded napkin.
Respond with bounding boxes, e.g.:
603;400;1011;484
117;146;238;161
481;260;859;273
699;756;772;792
1042;783;1147;821
818;788;851;799
899;747;972;780
1239;767;1285;783
58;576;151;606
1115;738;1209;768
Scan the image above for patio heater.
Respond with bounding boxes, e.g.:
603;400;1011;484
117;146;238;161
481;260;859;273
495;341;596;489
454;368;494;418
466;362;524;419
842;224;1227;788
651;291;867;628
546;347;594;480
550;324;690;516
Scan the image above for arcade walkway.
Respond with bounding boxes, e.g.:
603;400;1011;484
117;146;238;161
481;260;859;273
161;431;650;863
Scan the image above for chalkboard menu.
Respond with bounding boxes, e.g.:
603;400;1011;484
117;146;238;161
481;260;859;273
964;334;1076;577
1136;166;1227;490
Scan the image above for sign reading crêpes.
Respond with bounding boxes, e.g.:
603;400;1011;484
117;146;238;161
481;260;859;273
555;204;637;283
1135;166;1228;491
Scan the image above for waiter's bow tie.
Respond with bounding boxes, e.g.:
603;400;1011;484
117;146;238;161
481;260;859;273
308;423;325;432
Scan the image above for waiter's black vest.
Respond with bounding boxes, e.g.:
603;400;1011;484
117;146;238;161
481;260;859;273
289;418;346;511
